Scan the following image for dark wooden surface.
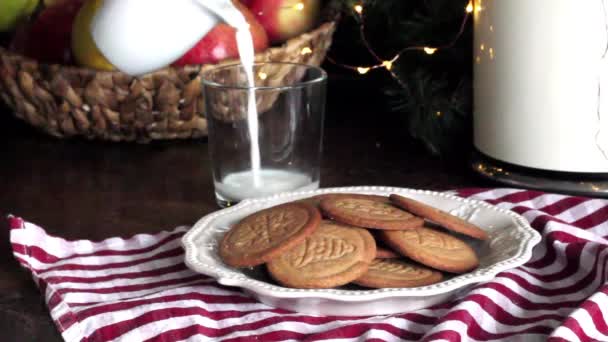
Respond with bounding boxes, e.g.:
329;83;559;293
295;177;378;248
0;78;490;341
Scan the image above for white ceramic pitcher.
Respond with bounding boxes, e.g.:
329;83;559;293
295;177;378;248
91;0;248;76
474;0;608;173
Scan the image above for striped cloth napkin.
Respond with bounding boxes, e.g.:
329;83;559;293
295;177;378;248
8;188;608;342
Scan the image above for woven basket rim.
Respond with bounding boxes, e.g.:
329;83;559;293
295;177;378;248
0;21;337;142
0;21;336;77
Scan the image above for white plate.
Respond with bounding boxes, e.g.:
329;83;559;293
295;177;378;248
182;186;541;316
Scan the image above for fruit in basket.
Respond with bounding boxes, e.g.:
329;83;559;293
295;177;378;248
71;0;114;70
43;0;68;6
248;0;320;43
21;0;83;64
173;0;268;66
0;0;39;32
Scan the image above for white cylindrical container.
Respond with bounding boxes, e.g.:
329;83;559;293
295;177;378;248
474;0;608;173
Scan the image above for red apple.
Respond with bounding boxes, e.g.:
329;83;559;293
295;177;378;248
173;0;268;66
248;0;320;44
22;0;84;64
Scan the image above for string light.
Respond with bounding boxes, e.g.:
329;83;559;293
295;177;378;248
328;2;473;83
423;47;437;55
293;2;305;11
300;47;313;55
381;60;393;70
466;1;474;13
258;72;268;80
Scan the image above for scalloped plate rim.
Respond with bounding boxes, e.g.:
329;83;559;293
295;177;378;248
182;186;541;301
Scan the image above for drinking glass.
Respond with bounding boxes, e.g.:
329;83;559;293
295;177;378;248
202;62;327;207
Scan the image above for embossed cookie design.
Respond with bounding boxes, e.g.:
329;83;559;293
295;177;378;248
380;226;479;273
266;220;377;289
353;259;443;288
219;202;321;267
297;194;387;210
320;194;423;230
389;194;489;240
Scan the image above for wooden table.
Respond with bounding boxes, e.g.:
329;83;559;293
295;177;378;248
0;78;489;341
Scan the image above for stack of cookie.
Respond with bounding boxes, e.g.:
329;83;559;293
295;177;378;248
219;193;489;289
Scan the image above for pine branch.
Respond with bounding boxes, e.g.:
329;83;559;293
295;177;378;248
386;70;471;157
327;0;473;157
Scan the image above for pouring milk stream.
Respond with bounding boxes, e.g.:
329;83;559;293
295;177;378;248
92;0;314;201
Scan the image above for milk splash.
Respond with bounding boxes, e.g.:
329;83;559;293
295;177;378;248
235;25;262;187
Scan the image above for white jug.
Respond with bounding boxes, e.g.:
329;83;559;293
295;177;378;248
91;0;248;76
474;0;608;173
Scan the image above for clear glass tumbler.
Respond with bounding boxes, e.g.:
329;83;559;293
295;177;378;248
202;62;327;207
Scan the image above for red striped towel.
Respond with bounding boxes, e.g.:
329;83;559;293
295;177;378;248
8;188;608;341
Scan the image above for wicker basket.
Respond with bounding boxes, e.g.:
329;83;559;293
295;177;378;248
0;22;335;142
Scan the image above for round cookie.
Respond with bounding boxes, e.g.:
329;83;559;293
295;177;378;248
219;202;321;267
295;195;328;208
353;259;443;288
389;194;489;240
297;194;388;210
266;220;377;289
376;246;400;259
380;226;479;273
320;194;423;230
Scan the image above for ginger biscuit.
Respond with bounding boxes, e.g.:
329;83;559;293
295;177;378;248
376;246;400;259
266;220;376;289
389;194;489;240
320;194;423;230
298;194;388;210
380;226;479;273
219;202;321;267
353;259;443;288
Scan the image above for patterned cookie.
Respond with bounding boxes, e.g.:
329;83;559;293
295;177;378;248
297;194;388;210
376;246;400;259
389;194;489;240
219;202;321;267
295;195;327;208
353;259;443;288
380;226;479;273
266;220;377;289
320;194;423;230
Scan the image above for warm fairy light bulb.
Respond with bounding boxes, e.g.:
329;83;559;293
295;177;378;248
300;47;313;55
436;111;442;117
423;47;437;55
258;72;268;80
328;0;471;84
466;1;474;13
382;60;393;70
293;2;304;11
